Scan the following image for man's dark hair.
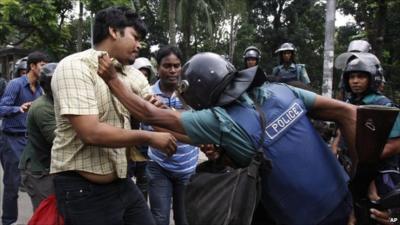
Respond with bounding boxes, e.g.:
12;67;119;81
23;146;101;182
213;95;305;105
27;51;49;72
156;45;183;65
93;6;147;45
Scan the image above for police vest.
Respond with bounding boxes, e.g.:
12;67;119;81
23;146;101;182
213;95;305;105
273;64;303;83
225;84;349;224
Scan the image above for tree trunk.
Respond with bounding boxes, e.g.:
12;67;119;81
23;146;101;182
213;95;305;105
76;1;83;52
322;0;336;98
228;14;240;63
168;0;177;46
182;2;193;61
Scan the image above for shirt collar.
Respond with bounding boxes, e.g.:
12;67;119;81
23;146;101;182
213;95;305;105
21;74;40;87
151;80;163;95
151;80;179;99
282;63;296;69
89;49;127;76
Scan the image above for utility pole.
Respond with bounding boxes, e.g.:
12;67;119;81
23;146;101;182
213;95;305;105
322;0;336;98
76;1;83;52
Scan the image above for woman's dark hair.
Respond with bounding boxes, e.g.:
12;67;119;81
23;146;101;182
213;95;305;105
155;45;183;65
93;6;147;45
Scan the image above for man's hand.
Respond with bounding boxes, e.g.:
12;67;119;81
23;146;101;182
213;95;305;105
144;94;168;109
97;54;118;83
20;102;32;113
149;132;177;157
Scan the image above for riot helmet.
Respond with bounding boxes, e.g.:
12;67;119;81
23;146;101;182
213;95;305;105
179;52;263;110
39;63;57;98
13;57;28;78
347;40;371;53
275;42;297;54
243;46;261;60
342;54;383;93
243;46;261;68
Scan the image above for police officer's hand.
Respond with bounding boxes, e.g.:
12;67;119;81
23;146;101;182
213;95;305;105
97;53;118;83
368;181;395;225
149;132;177;157
370;208;393;225
20;102;32;113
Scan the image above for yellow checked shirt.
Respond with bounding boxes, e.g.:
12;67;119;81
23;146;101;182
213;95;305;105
50;48;150;178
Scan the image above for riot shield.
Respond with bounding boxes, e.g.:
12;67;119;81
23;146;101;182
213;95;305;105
356;105;399;163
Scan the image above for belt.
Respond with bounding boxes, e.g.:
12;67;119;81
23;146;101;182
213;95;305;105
2;131;27;137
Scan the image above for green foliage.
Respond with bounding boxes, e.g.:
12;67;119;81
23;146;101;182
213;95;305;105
0;0;74;59
241;0;326;91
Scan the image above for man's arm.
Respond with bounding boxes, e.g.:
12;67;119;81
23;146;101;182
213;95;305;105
98;54;186;135
66;114;177;155
308;95;358;173
0;81;27;117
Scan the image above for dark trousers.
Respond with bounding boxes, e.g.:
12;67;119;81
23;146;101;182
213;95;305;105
0;133;26;225
53;172;156;225
146;161;192;225
128;161;148;200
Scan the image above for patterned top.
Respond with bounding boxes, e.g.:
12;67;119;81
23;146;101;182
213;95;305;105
147;80;199;174
50;48;150;178
0;75;43;133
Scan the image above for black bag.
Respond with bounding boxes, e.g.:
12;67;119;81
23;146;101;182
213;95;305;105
184;107;269;225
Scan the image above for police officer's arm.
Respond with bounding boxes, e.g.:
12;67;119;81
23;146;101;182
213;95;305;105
308;95;358;170
98;54;191;142
381;137;400;158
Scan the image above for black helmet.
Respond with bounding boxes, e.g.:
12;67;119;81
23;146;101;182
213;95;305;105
243;46;261;60
179;52;262;110
343;54;383;93
39;63;57;97
347;40;371;53
275;42;296;54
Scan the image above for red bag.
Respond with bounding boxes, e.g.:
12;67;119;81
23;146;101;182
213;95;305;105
28;194;64;225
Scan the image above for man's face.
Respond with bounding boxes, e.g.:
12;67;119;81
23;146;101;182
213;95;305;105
348;72;369;95
18;69;27;76
246;58;257;68
113;27;141;65
158;53;181;87
282;51;292;63
31;61;47;78
139;68;150;81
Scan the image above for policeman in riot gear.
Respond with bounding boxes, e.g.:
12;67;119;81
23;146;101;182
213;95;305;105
338;54;400;224
272;42;310;84
243;46;261;69
335;40;375;101
98;51;359;225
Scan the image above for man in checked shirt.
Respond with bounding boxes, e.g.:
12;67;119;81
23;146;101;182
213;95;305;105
50;6;176;225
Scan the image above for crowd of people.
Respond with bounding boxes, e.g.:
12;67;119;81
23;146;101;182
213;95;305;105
0;5;399;225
